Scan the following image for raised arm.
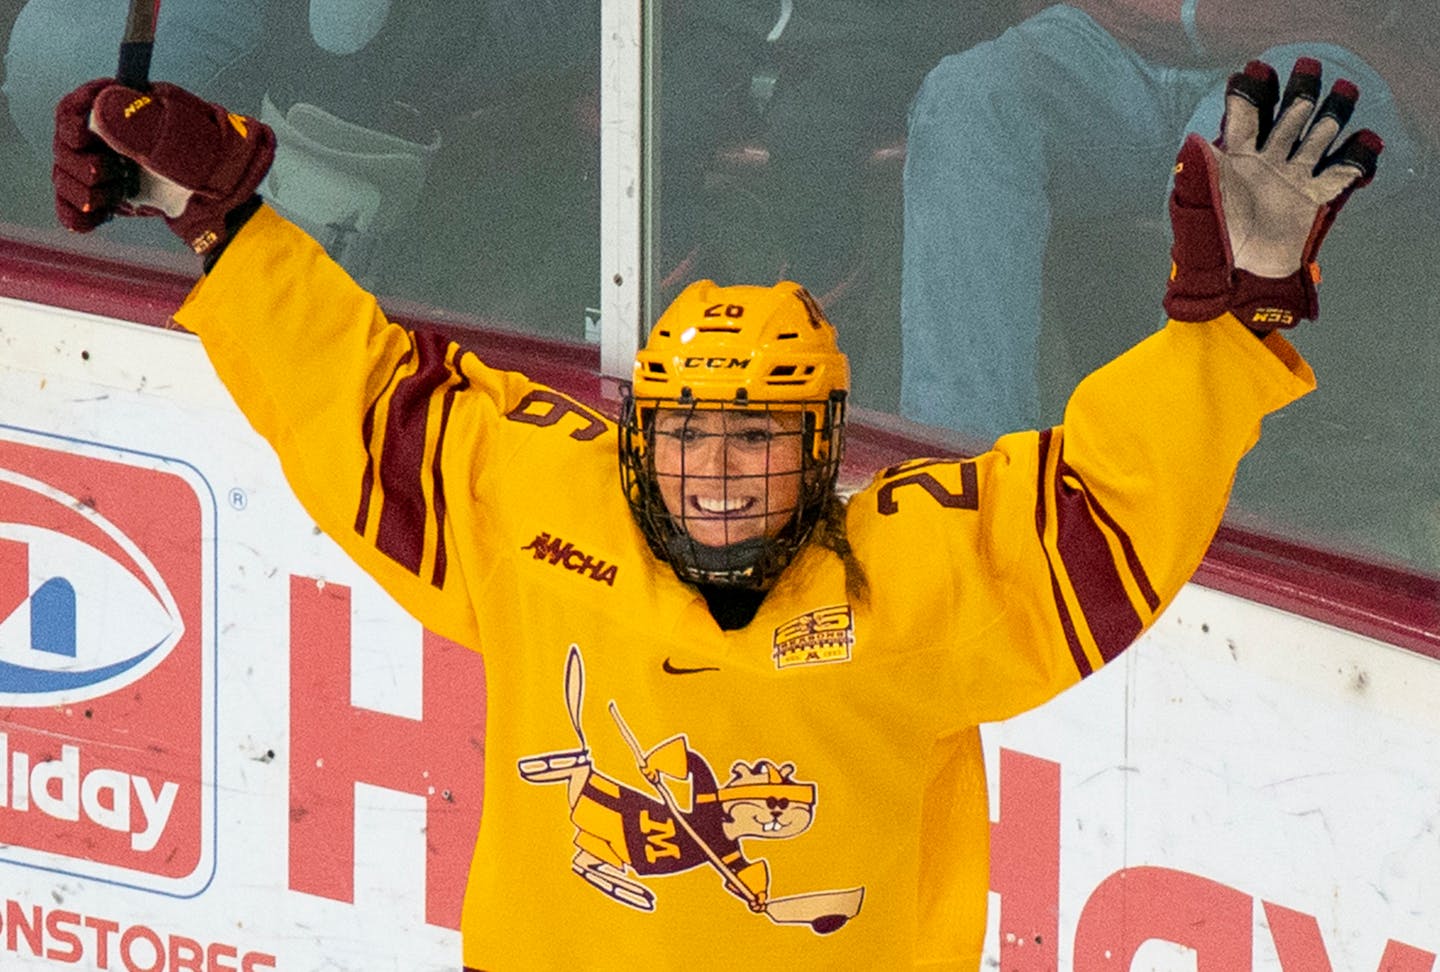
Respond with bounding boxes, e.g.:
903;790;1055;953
1055;55;1382;621
50;79;543;646
859;58;1383;726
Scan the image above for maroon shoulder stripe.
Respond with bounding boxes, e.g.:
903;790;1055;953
1034;430;1093;678
374;330;456;576
355;349;414;536
1058;456;1161;612
428;345;470;589
1046;571;1092;678
1051;454;1144;664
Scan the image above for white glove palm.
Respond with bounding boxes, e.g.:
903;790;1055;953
1164;58;1383;330
1214;62;1372;277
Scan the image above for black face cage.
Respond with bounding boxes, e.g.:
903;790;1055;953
618;388;847;589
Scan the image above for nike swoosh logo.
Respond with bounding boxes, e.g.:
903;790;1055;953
662;658;720;675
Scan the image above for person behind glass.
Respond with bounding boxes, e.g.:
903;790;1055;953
49;59;1379;969
653;0;1012;312
5;0;590;285
900;0;1432;443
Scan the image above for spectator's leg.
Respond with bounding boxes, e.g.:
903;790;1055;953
902;5;1192;440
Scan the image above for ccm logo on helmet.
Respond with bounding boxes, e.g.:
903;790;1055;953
682;357;750;369
685;360;754;371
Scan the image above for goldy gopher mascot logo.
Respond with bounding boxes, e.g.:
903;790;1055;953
517;645;864;933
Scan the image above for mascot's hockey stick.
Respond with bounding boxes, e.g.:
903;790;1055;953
608;701;764;908
608;702;863;933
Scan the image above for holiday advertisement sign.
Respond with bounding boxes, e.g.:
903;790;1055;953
0;426;216;899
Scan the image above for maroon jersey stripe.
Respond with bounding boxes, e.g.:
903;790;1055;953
428;345;470;589
375;330;454;575
355;349;414;536
1051;457;1144;664
1034;430;1093;678
1047;571;1092;678
1060;456;1161;612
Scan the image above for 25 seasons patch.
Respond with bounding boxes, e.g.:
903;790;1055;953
772;605;853;670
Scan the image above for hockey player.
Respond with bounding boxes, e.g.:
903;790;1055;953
50;58;1379;970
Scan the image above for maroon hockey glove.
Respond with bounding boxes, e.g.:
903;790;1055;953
1164;58;1383;332
53;79;275;256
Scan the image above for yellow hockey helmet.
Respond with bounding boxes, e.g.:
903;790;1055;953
632;280;849;419
619;280;849;589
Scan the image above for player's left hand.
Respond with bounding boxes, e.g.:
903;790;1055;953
1164;57;1383;331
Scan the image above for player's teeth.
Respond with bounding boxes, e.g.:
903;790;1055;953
696;496;746;514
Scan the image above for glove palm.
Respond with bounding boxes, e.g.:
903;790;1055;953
1165;58;1383;330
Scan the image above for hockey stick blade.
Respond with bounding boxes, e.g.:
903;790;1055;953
764;887;864;930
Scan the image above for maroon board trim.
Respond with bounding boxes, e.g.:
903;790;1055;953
2;232;1434;660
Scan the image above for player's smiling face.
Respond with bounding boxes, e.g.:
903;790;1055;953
652;407;804;548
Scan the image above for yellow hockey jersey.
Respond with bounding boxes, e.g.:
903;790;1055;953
174;205;1315;971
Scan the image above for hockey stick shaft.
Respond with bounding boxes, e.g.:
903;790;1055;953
112;0;159;198
117;0;159;89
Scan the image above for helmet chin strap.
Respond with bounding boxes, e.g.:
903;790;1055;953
663;531;783;589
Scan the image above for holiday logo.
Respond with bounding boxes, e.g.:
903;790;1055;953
0;427;216;897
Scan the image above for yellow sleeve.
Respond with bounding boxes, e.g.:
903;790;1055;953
1055;316;1315;621
172;204;567;649
852;315;1314;726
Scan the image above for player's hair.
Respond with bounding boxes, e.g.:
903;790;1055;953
809;492;869;604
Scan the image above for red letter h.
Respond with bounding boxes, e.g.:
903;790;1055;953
288;575;486;930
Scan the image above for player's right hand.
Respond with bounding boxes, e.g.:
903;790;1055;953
53;79;275;257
